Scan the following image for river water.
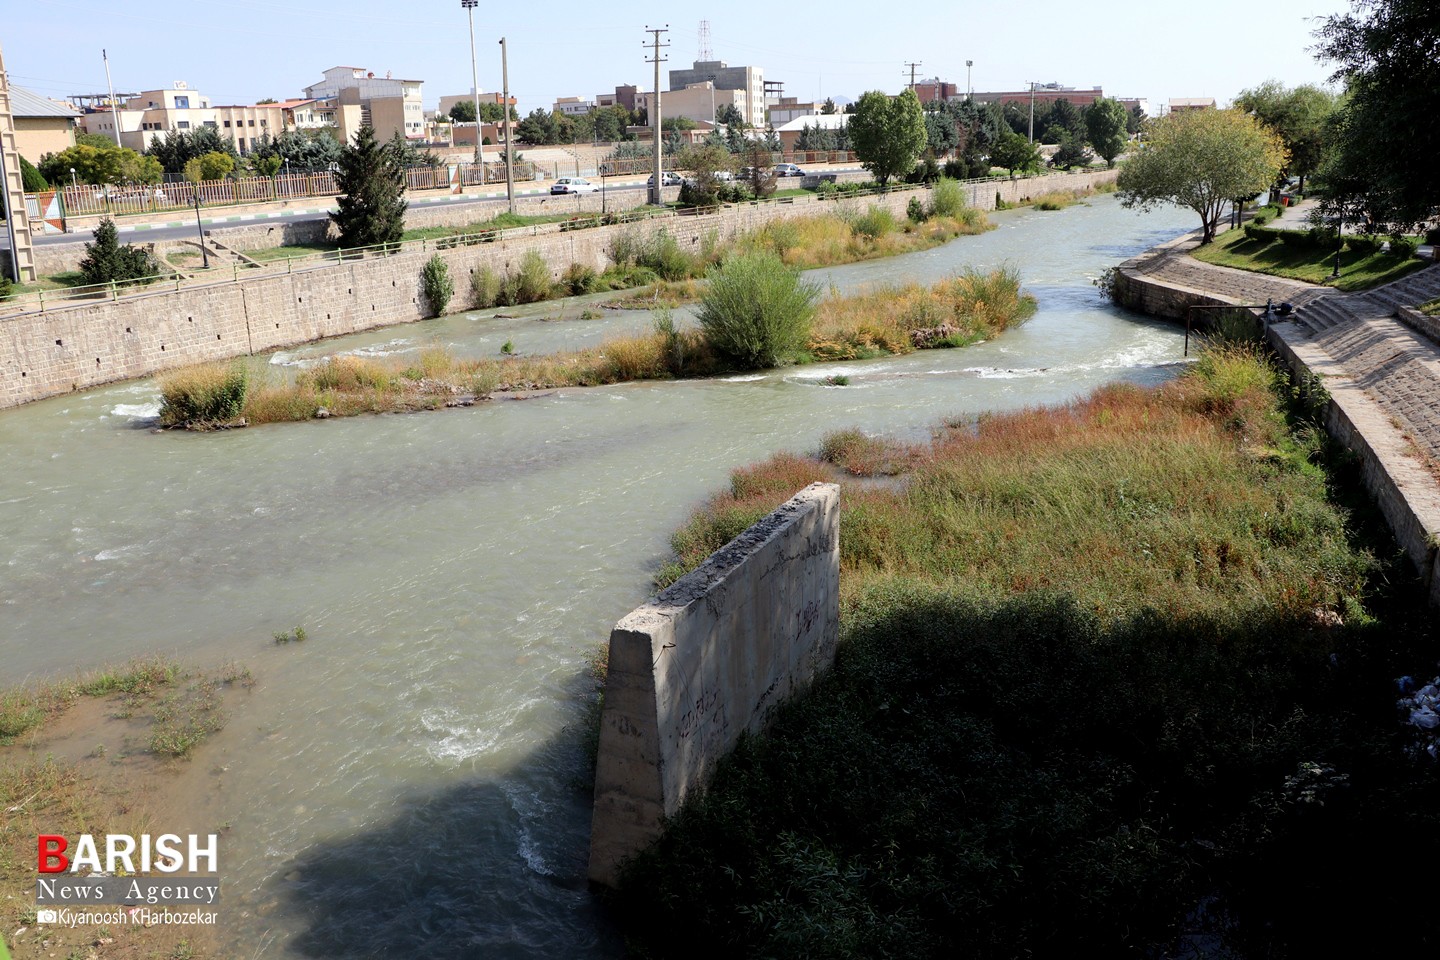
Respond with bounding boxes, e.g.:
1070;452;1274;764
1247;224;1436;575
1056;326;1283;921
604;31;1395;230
0;195;1194;958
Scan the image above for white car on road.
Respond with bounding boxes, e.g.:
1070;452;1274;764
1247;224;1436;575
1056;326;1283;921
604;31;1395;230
551;177;600;195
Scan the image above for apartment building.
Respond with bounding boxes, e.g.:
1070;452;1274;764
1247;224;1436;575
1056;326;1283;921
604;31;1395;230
303;66;425;140
668;59;765;129
631;82;748;128
767;97;824;127
552;96;594;117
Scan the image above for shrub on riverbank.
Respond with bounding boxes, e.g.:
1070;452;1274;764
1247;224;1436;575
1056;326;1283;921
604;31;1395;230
158;362;249;427
419;254;453;317
696;252;822;369
615;346;1440;957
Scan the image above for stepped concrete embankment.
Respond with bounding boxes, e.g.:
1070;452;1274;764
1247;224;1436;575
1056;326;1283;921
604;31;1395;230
1;168;1118;410
1115;231;1440;605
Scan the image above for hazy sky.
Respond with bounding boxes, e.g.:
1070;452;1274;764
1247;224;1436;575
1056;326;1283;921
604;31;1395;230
6;0;1353;117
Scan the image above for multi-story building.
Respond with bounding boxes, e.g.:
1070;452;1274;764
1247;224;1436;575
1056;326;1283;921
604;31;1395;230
595;85;639;114
303;66;424;140
968;85;1107;109
668;59;765;129
633;82;748;128
552;96;593;117
767;97;824;127
912;79;959;104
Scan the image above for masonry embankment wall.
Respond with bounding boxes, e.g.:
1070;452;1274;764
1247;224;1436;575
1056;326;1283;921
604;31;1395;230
588;483;841;887
1266;325;1440;606
4;169;1118;410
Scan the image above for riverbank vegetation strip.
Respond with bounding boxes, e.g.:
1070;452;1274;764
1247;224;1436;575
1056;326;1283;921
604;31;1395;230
159;264;1035;428
612;343;1440;958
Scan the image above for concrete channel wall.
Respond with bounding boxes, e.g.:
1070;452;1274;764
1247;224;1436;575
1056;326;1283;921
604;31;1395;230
3;168;1118;410
588;483;841;887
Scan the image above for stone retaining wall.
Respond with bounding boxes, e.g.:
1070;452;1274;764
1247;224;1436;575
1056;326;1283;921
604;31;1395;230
588;482;841;887
3;169;1118;409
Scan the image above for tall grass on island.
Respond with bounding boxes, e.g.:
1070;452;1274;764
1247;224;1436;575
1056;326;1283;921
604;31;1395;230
159;264;1035;428
615;343;1440;958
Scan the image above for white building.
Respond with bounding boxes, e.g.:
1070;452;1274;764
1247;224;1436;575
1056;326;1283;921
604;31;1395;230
303;66;425;140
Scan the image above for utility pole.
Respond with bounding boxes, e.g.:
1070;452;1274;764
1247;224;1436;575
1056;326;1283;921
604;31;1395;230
0;41;38;282
461;0;483;178
103;49;122;148
966;60;973;100
645;25;669;206
1028;81;1036;142
499;37;515;214
904;62;922;92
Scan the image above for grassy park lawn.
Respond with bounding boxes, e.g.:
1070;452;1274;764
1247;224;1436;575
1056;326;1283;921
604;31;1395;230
1191;228;1426;292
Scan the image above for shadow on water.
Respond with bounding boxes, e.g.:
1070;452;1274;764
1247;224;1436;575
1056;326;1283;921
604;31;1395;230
267;669;623;960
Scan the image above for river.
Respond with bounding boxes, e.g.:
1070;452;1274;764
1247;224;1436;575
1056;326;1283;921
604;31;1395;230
0;194;1194;958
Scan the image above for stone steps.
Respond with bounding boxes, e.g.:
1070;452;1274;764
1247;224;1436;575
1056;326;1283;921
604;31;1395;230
1364;264;1440;313
1293;296;1357;334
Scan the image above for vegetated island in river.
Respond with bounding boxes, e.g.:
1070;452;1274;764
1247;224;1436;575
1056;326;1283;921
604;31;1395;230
610;336;1440;958
157;194;1039;429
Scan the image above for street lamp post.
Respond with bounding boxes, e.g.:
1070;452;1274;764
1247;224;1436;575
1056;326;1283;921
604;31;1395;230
966;60;973;100
461;0;483;184
70;167;77;190
192;187;209;269
1028;81;1036;142
1330;208;1344;280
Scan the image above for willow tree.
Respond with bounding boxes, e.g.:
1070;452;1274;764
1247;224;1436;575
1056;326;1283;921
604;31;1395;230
1117;108;1286;244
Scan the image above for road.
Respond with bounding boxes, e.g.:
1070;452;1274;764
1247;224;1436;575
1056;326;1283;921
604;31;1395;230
5;165;861;253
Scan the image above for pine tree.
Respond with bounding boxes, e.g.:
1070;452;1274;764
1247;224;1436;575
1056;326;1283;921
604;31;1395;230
78;217;160;285
330;125;407;249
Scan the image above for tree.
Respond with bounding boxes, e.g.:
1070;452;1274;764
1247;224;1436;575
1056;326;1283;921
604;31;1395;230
1234;80;1340;193
1084;97;1129;168
1314;0;1439;225
716;103;745;128
1117;108;1287;244
75;132;114;150
330;125;407;248
849;89;927;187
988;131;1042;177
1047;99;1084;142
19;155;48;191
448;100;477;123
184;151;235;183
821;98;837;115
146;126;238;175
477;102;517;124
78;217;161;285
387;130;439;168
674;144;733;206
38;143;158;185
744;141;777;199
1050;133;1093;170
1126;105;1147;135
256;98;278;105
517;108;557;144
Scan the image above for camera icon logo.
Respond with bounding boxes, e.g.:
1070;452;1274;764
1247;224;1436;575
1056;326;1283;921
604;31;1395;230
36;908;59;923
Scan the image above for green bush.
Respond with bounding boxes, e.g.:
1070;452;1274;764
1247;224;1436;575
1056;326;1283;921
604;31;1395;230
158;364;249;427
419;255;453;317
470;265;501;308
1243;223;1282;243
0;276;11;302
562;262;601;295
850;205;897;239
1251;212;1271;227
696;251;821;370
906;196;927;223
929;178;965;219
511;249;553;304
19;155;48;191
1387;235;1420;258
1344;234;1383;256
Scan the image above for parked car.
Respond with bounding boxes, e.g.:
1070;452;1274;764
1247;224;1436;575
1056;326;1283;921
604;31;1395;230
647;171;684;187
713;170;735;182
551;177;600;195
773;163;805;178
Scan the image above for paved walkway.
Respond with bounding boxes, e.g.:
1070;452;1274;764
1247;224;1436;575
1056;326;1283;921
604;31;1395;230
1137;232;1440;467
